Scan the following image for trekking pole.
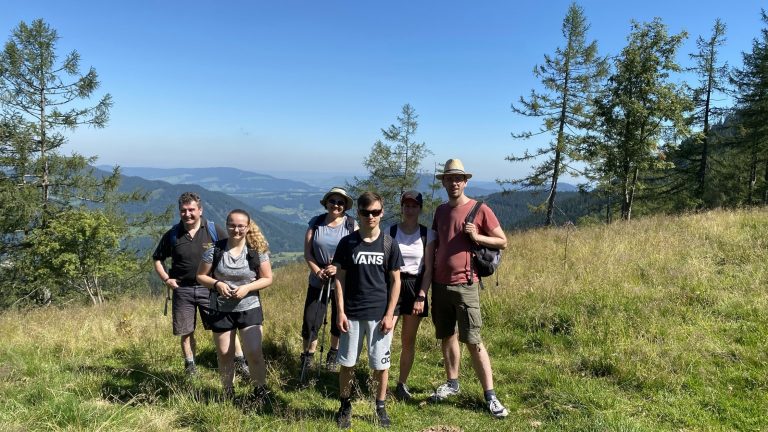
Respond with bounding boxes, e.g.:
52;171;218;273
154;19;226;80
317;276;333;380
163;285;170;316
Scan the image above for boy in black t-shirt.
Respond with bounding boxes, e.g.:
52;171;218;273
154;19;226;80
332;191;403;429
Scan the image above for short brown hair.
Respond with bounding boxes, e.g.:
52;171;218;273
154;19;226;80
178;192;202;209
357;191;383;209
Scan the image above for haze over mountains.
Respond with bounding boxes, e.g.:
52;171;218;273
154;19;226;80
105;166;588;255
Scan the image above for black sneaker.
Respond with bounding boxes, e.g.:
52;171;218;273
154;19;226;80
252;385;272;405
325;349;339;372
184;360;197;376
335;404;352;429
299;352;314;383
234;356;250;380
394;382;412;401
376;406;391;428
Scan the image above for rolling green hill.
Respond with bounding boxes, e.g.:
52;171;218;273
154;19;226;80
1;209;765;430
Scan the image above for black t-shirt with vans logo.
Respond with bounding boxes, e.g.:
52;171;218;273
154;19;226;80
333;231;403;321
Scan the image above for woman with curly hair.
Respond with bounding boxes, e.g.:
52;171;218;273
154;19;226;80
197;209;272;400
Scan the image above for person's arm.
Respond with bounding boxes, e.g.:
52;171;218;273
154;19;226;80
381;269;400;333
335;268;349;333
465;208;507;250
230;258;273;300
197;261;231;298
154;259;179;290
413;240;434;315
304;225;328;280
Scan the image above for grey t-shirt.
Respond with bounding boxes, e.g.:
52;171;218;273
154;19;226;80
307;214;356;288
202;245;269;312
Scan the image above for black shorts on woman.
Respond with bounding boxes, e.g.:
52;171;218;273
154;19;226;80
395;272;428;317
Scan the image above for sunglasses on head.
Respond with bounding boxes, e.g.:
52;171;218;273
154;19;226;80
327;198;346;207
358;208;383;217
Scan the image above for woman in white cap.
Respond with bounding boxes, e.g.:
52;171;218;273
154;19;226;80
300;187;358;378
388;190;436;401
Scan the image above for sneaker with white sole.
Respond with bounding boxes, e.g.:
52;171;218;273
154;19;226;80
394;382;413;401
234;356;250;379
488;397;509;418
430;382;459;402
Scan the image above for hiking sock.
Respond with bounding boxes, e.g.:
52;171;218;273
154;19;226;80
375;399;386;410
340;397;352;409
484;389;497;401
184;357;194;364
447;378;459;391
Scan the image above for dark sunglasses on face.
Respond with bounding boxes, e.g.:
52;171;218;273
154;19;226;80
327;199;346;207
358;208;383;217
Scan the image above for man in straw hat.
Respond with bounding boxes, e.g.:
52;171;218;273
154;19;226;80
420;158;509;418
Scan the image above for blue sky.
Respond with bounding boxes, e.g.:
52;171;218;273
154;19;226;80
1;1;765;182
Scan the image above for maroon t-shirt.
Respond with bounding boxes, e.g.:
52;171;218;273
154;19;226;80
432;199;500;285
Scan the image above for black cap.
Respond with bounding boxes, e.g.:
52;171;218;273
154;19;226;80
401;190;423;205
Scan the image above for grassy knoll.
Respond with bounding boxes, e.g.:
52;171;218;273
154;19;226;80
1;209;766;431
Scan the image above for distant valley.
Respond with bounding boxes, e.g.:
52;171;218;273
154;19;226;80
106;166;592;257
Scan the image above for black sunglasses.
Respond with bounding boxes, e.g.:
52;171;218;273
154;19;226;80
358;208;383;217
327;198;346;207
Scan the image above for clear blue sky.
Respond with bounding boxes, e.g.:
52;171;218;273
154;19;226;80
2;1;765;182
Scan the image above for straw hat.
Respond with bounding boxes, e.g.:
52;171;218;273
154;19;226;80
435;158;473;180
320;186;354;210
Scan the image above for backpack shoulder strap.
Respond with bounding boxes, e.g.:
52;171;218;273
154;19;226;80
465;200;484;224
383;233;392;271
246;248;262;277
169;223;182;247
210;239;228;275
206;220;218;242
345;215;356;233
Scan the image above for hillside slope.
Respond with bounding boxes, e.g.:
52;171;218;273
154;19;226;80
1;209;765;430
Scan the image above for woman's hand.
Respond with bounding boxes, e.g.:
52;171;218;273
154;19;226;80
230;284;248;300
323;264;337;278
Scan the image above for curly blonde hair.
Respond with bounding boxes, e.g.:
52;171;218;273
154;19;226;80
246;220;269;253
227;209;270;254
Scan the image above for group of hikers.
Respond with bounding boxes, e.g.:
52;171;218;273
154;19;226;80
152;158;509;428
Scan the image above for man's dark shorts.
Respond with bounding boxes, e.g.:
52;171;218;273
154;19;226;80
203;307;264;333
431;282;483;344
172;285;211;335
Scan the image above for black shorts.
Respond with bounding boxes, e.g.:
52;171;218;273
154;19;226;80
396;273;428;317
172;285;211;335
302;283;340;340
203;306;263;333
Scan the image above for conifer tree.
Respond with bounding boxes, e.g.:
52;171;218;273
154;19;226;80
505;3;607;226
349;104;435;221
587;19;691;220
731;11;768;204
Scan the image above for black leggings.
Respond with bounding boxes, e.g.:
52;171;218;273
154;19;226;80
301;283;340;341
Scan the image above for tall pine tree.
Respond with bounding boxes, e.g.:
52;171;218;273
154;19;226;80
506;2;607;226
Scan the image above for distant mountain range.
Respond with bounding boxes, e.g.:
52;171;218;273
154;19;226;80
106;166;578;226
104;166;590;255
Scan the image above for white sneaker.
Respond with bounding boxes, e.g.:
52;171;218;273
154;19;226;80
430;382;459;402
488;397;509;418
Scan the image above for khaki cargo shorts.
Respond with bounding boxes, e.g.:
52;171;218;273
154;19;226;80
431;282;483;345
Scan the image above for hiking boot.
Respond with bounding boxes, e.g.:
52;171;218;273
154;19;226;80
235;356;250;380
184;360;197;376
394;382;412;401
335;404;352;429
430;382;459;402
252;385;272;406
325;349;339;371
376;406;391;428
488;397;509;418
